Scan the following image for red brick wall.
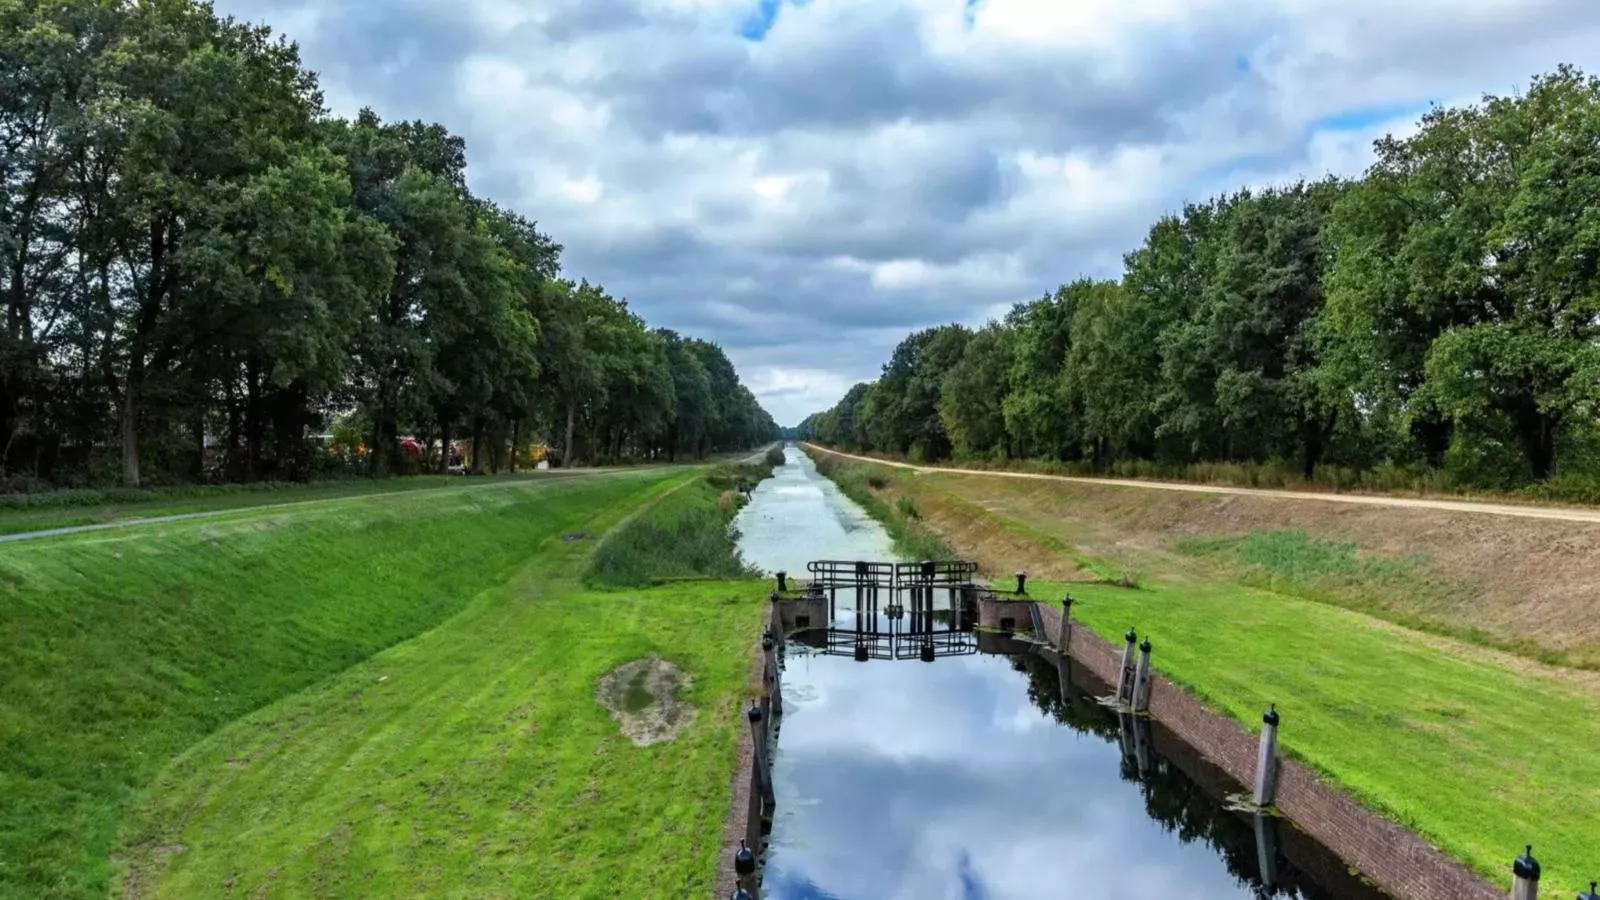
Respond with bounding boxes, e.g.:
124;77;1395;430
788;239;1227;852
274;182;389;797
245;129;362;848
1035;603;1503;900
714;602;780;898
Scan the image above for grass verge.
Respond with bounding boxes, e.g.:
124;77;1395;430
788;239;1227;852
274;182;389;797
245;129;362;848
111;470;766;898
0;470;674;899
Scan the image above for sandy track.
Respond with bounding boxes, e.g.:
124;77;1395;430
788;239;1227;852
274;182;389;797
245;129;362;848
804;443;1600;525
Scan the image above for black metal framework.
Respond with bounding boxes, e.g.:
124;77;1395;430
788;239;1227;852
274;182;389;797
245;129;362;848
893;560;979;585
785;560;999;662
805;560;896;588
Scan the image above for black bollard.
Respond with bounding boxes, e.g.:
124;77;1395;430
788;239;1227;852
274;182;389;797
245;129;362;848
775;571;788;592
1254;705;1280;807
1579;881;1599;900
1116;629;1138;704
1512;846;1540;900
1132;639;1153;712
747;702;774;807
1015;571;1028;595
734;839;756;876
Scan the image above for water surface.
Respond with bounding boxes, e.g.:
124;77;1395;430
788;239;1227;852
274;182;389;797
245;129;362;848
734;446;1388;900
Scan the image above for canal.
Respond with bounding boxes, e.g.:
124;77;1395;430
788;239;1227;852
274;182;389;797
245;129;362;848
731;445;1391;900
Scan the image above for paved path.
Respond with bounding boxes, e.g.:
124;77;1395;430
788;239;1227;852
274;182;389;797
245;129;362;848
803;443;1600;525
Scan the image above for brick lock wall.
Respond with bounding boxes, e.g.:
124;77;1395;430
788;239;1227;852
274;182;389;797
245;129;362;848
1034;603;1503;900
715;602;782;899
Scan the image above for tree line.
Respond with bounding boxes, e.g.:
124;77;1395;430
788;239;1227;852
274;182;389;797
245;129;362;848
1;0;776;490
802;67;1600;494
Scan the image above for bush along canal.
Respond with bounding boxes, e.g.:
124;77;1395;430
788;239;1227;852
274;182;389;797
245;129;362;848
721;447;1488;899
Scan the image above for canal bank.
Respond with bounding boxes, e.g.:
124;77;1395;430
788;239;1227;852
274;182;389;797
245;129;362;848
801;445;1596;897
721;446;1423;899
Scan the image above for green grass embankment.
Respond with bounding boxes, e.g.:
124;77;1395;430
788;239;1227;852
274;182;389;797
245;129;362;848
0;470;673;899
109;467;769;898
0;471;609;538
805;448;1600;896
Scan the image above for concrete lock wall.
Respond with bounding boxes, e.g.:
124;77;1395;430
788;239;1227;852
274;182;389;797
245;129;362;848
1033;603;1502;900
774;596;828;634
976;594;1032;633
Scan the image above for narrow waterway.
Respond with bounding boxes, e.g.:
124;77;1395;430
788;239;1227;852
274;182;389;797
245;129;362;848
732;446;1390;900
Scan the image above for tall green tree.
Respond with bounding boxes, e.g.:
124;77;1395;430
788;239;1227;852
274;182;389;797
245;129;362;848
939;324;1013;459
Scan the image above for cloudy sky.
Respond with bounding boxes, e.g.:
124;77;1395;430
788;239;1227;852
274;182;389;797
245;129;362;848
214;0;1600;426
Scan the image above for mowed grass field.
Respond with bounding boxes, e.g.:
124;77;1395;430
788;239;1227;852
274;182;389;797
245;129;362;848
0;471;612;538
0;467;768;899
808;452;1600;896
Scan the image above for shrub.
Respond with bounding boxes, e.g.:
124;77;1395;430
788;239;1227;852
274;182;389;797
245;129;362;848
764;446;786;467
866;473;889;490
587;481;761;588
895;496;921;519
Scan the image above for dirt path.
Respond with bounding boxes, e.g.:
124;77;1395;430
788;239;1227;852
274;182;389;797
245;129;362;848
804;444;1600;524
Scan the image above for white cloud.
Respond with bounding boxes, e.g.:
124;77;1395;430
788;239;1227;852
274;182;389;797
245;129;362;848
216;0;1600;424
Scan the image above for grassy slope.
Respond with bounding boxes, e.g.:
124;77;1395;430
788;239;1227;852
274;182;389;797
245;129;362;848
0;471;614;537
0;471;671;899
112;469;767;898
805;451;1600;896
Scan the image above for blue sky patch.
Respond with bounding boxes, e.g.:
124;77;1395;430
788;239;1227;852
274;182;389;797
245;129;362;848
1311;101;1431;132
956;851;989;900
740;0;783;40
1235;55;1251;74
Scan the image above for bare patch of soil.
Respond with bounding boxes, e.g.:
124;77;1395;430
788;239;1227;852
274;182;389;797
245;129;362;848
596;655;698;746
118;842;186;900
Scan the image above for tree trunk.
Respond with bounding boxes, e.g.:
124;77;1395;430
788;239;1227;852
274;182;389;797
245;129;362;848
470;416;484;474
193;407;207;481
510;420;521;472
1410;413;1452;469
224;376;242;480
1300;410;1335;482
245;357;263;481
438;418;452;474
120;371;141;488
564;403;576;469
1513;398;1559;481
372;408;396;477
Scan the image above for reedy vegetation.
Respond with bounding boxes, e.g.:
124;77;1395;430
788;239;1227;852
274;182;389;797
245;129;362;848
1;0;775;492
800;68;1600;500
585;463;772;588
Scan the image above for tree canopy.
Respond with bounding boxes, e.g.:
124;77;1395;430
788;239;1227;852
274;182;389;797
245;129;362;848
1;0;775;488
802;67;1600;492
